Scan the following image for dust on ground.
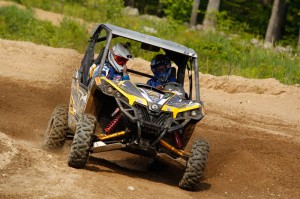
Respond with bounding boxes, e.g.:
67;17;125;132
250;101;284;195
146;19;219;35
0;38;300;199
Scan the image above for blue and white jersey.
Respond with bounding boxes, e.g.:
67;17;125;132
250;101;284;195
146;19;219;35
89;62;129;81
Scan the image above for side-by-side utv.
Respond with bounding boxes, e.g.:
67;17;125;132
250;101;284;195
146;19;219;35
42;23;209;190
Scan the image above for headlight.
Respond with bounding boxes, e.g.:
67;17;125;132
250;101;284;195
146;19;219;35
107;86;114;94
177;111;190;118
191;110;197;117
177;108;201;119
183;111;190;117
116;91;122;98
104;85;123;98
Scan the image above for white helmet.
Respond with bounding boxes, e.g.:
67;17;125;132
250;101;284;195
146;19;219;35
108;43;133;73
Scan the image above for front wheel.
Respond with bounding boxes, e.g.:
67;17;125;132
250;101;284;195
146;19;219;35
179;139;210;190
42;105;69;150
68;114;96;169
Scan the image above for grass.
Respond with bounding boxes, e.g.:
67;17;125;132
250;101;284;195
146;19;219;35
1;2;300;85
0;6;54;44
0;5;89;52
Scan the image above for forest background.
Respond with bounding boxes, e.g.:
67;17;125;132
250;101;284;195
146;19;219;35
0;0;299;85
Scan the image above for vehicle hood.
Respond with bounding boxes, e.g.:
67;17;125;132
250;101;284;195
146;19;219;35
116;81;201;113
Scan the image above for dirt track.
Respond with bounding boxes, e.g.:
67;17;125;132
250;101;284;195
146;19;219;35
0;38;300;199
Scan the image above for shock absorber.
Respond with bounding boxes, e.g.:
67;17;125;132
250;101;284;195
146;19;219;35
174;131;183;148
104;112;122;134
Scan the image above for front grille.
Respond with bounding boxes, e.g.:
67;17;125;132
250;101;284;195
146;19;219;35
134;104;171;133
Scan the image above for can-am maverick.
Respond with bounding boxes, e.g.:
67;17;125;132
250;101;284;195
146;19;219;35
42;24;209;190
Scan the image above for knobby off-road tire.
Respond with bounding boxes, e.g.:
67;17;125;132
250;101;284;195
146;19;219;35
42;105;69;150
68;114;96;169
179;139;210;190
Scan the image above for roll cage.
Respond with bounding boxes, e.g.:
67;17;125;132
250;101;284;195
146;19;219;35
79;23;201;102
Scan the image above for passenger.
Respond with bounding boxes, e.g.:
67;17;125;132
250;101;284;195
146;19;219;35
89;42;133;82
147;54;176;90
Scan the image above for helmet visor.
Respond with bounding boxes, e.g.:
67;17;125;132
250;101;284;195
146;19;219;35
152;66;171;82
112;50;128;66
152;64;168;73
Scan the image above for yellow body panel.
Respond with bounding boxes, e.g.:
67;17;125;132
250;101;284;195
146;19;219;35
97;77;201;118
69;95;75;116
98;77;148;106
161;104;201;118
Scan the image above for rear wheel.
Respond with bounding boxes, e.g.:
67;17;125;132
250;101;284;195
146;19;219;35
68;114;96;169
42;105;69;150
179;139;210;190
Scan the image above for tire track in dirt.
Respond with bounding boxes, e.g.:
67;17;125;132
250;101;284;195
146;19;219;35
0;39;299;198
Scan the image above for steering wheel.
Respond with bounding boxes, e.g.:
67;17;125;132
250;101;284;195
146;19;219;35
163;82;183;88
135;83;165;94
162;82;186;99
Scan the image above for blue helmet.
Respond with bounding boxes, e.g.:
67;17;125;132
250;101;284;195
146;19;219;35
150;54;171;83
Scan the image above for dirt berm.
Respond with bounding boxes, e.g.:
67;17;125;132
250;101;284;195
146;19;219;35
0;39;299;199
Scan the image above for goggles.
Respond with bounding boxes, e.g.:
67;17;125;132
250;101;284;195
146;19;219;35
155;65;167;72
111;50;128;66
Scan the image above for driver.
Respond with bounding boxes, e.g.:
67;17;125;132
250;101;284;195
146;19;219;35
147;54;176;90
89;42;133;82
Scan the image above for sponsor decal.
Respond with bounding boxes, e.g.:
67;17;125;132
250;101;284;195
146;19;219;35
95;77;101;85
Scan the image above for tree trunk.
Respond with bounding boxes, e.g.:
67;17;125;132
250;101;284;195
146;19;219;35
264;0;288;46
190;0;201;27
203;0;221;30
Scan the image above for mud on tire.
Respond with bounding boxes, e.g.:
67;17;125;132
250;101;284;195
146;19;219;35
68;114;96;169
179;139;210;190
42;105;69;150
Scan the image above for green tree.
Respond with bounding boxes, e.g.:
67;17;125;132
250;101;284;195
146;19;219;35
161;0;193;22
